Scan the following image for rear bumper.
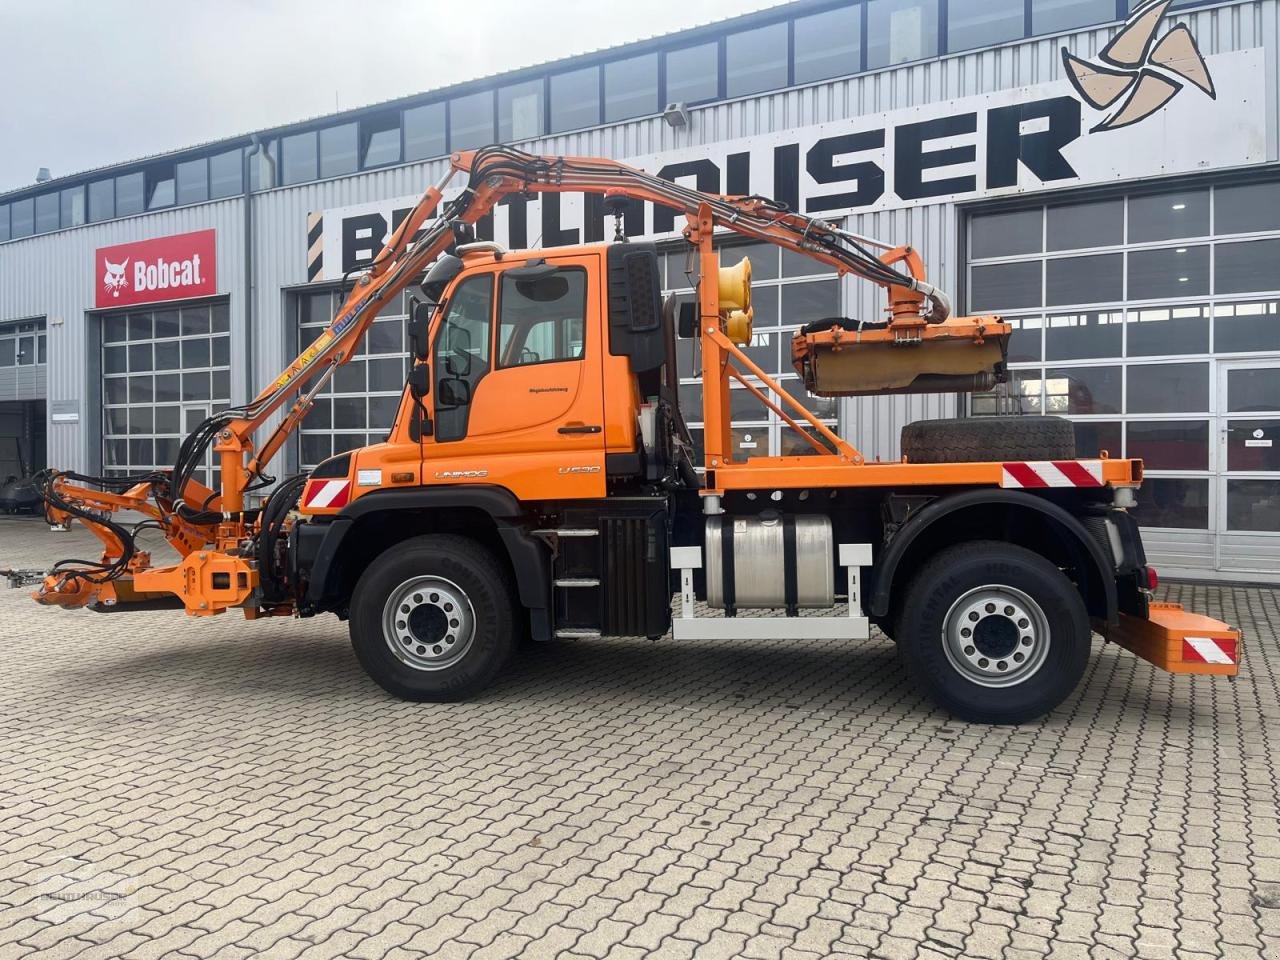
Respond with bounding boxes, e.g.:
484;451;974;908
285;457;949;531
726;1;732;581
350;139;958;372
1104;601;1240;676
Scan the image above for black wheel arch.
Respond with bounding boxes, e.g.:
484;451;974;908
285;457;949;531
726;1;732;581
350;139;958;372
871;489;1117;627
301;485;550;637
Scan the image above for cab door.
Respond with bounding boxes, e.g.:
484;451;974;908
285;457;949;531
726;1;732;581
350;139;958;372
427;254;606;499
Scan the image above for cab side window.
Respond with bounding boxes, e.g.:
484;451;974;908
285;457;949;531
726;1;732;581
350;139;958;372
433;273;493;443
497;268;586;367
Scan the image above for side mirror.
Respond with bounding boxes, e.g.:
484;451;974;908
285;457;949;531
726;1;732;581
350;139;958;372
408;363;431;399
407;300;432;361
437;377;471;409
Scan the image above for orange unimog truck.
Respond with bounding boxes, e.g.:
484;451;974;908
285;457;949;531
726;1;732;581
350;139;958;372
33;147;1240;724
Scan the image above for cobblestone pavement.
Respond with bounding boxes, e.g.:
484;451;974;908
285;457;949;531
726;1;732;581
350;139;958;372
0;515;1277;960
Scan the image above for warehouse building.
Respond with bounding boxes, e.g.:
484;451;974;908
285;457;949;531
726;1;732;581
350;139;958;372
0;0;1276;579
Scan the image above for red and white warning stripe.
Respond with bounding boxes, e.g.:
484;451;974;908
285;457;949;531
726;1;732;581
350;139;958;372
1182;636;1237;665
303;479;350;510
1001;460;1105;489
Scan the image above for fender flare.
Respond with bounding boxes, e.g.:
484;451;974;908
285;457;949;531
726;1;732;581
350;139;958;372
870;488;1117;623
306;485;549;618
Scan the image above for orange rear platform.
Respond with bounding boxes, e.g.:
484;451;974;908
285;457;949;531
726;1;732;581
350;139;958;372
1106;602;1241;676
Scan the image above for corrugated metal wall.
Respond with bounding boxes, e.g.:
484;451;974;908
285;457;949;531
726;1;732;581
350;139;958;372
0;0;1275;473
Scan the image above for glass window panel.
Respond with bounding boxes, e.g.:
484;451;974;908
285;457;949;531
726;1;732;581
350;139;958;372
209;148;243;199
88;179;114;222
782;281;840;325
318;123;358;179
153;309;180;339
211;302;231;334
129;375;153;404
1072;421;1123;459
307;398;331;430
35;193;59;233
1127;420;1209;470
679;381;703;417
0;204;9;242
742;328;779;373
732;428;769;460
212;336;230;367
1032;0;1118;34
973;207;1045;258
334;362;365;394
368;357;405;391
550;67;600;133
213;369;230;401
128;439;154;466
0;339;14;366
404;102;446;161
333;434;366;455
795;6;862;83
1129;245;1210;300
1216;239;1280;296
783;378;840;419
128;313;152;340
1227;368;1280;413
1128;362;1210;413
1227;480;1280;532
1227;420;1280;472
368;321;402;354
182;371;211;401
1126;303;1210;356
449;91;494;151
333;397;366;429
1005;316;1044;363
779;427;838;457
498;80;544;141
605;53;659;121
301;433;332;467
155;438;179;467
369;395;401;431
281;131;318;185
1214;300;1280;353
16;336;34;365
182;338;211;369
676;335;699;380
154;373;180;402
104;378;128;405
867;0;940;69
60;187;85;228
104;346;127;374
116;173;144;216
1045;366;1122;415
665;42;718;104
359;113;401;169
104;408;128;434
1134;478;1209;530
129;407;153;435
782;247;837;278
103;315;128;343
104;439;128;466
175;158;208;205
1048;200;1123;251
1045;310;1123;361
10;198;33;238
498;269;586;366
155;406;180;433
949;0;1023;53
1215;180;1280;235
128;343;152;372
146;168;175;210
726;23;788;97
37;335;46;364
181;307;211;336
1047;253;1122;305
1129;189;1210;242
970;261;1042;312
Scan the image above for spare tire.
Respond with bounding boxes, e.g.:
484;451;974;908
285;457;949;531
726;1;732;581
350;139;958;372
901;416;1076;465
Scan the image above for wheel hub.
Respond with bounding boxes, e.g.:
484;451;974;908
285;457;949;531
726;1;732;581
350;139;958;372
381;576;476;672
942;585;1051;689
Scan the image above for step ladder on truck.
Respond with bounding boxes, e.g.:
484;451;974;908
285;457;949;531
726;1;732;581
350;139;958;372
28;146;1238;724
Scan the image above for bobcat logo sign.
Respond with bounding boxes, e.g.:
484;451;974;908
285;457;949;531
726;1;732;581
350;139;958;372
102;258;129;299
1062;0;1215;132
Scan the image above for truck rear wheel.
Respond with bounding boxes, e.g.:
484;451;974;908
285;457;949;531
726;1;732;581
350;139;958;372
901;416;1075;464
349;535;516;702
896;541;1090;724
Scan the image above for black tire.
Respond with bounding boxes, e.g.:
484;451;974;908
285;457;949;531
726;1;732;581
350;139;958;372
349;534;516;702
901;416;1075;464
896;541;1090;725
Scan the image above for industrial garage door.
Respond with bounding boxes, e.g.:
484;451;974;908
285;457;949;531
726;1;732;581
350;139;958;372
100;300;231;487
965;176;1280;580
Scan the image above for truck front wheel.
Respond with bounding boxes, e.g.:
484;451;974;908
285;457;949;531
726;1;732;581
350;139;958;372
896;541;1090;724
349;535;516;701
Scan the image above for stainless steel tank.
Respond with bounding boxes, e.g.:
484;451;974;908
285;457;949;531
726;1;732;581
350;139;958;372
705;513;834;610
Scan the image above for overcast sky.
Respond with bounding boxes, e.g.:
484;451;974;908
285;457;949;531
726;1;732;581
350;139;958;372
0;0;775;193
